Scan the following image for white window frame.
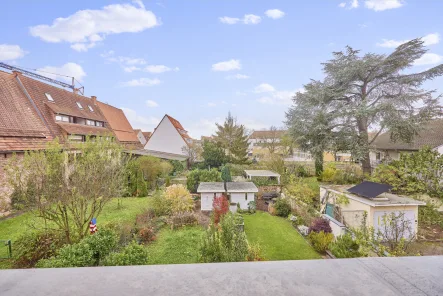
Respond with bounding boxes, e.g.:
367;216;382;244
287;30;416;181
76;102;83;109
88;105;94;112
45;93;54;102
86;120;95;126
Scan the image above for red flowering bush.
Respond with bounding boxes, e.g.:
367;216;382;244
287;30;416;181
213;195;229;224
308;217;332;234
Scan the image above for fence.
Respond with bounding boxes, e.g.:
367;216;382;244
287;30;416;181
0;240;12;259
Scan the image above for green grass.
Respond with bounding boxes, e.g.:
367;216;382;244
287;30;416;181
146;226;205;265
243;211;321;260
0;197;151;243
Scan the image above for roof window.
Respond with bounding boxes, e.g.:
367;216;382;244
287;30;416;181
45;93;54;102
88;105;94;112
76;102;83;109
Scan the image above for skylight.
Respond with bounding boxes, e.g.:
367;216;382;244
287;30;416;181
45;93;54;102
88;105;94;112
76;102;83;109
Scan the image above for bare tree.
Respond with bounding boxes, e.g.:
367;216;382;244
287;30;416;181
257;126;282;154
182;143;202;167
377;211;415;255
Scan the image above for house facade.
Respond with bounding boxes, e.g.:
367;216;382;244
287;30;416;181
369;119;443;166
144;114;193;156
134;129;151;146
197;182;258;212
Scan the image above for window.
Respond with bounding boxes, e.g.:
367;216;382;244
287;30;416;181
55;114;70;122
95;121;104;127
86;120;95;126
88;105;94;112
76;102;83;109
45;93;54;102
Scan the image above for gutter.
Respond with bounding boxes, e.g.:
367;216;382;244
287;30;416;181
15;75;55;138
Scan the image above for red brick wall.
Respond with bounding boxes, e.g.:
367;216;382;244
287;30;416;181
0;152;24;215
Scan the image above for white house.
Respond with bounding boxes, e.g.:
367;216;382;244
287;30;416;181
197;182;259;212
144;114;193;156
370;119;443;166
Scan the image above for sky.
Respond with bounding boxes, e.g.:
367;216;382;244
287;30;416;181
1;0;443;138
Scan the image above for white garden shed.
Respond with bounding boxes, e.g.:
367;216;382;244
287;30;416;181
197;182;259;211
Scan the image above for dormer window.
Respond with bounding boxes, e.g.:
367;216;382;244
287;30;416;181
45;93;54;102
88;105;94;112
76;102;83;109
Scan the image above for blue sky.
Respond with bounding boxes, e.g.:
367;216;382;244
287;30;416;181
1;0;442;138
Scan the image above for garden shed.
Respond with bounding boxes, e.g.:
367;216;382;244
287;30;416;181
244;170;281;185
197;182;258;211
320;184;425;238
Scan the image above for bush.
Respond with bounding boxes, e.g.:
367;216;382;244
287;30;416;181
309;218;332;234
151;191;171;216
273;198;291;217
164;184;194;214
308;231;334;253
171;212;198;229
13;230;66;268
419;203;443;228
186;169;222;193
285;176;317;205
320;163;337;182
329;233;361;258
37;228;118;268
295;165;309;177
199;213;257;263
170;160;185;175
103;241;149;266
320;163;363;184
213;195;230;224
137;227;157;244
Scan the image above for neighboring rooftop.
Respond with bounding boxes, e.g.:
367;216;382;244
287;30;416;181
322;184;426;207
249;130;286;139
244;170;281;177
372;119;443;151
197;182;258;193
1;257;442;296
142;131;152;140
130;149;189;161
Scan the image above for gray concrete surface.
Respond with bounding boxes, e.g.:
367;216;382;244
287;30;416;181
1;256;442;296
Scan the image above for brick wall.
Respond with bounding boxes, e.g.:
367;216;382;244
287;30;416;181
0;152;24;216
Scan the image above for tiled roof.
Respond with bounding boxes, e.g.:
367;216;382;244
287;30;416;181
16;73;109;138
372;119;443;151
164;114;192;145
95;101;139;143
57;122;111;136
249;130;286;139
142;131;152;140
166;114;186;131
0;71;52;151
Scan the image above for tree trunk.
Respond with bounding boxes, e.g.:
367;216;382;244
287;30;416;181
314;151;324;177
357;118;372;175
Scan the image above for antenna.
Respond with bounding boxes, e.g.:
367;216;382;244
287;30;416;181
0;62;84;95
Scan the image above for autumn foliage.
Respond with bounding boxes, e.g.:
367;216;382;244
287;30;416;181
212;195;229;224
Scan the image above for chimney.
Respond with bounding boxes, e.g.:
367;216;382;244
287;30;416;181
12;70;22;77
91;96;97;105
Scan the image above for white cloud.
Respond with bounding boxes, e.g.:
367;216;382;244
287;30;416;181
226;74;250;80
351;0;359;8
121;78;161;87
144;65;172;73
265;9;285;19
71;42;97;52
212;59;241;72
339;2;346;7
0;44;27;61
257;87;304;105
37;62;86;82
243;14;262;25
146;100;158;107
364;0;403;11
413;53;443;66
29;1;159;52
377;33;440;48
219;16;240;25
121;107;159;131
123;66;141;73
254;83;276;93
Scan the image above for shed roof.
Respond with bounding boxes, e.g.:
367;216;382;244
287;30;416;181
197;182;258;193
129;149;188;161
244;170;281;177
322;185;426;207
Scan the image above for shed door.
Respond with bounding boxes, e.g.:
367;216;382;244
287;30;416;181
373;210;416;239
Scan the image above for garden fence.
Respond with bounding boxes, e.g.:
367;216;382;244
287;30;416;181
0;240;12;259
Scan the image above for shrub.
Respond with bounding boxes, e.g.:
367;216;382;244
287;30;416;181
308;231;334;253
419;203;443;228
251;176;279;186
151;191;171;216
221;165;232;182
295;165;309;177
186;169;222;193
170;160;185;175
164;184;194;214
199;213;254;263
329;233;361;258
137;227;157;244
320;163;337;182
37;228;118;268
13;230;66;268
213;195;230;224
135;208;156;225
285;176;317;205
320;163;363;185
103;241;149;266
171;212;198;229
309;218;332;234
248;201;256;213
273;198;291;217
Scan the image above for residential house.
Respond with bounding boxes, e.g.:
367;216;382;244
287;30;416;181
94;101;142;149
320;184;425;238
197;182;258;212
144;114;193;159
133;130;152;146
369;119;443;165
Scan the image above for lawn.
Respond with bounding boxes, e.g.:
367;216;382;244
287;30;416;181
0;197;151;243
243;211;321;260
146;226;205;265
